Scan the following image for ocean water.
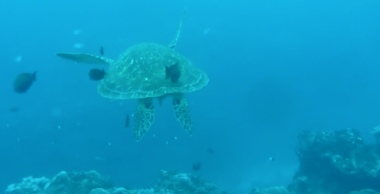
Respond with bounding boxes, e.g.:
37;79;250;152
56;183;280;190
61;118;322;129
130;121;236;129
0;0;379;193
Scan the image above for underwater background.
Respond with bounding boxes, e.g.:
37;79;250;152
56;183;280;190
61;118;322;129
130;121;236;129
0;0;380;193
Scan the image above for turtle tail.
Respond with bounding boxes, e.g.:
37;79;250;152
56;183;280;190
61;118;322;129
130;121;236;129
168;8;187;50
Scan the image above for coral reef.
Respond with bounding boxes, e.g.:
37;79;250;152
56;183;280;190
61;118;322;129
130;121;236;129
4;169;219;194
155;169;217;194
6;127;380;194
288;128;380;194
350;189;380;194
250;186;291;194
45;170;113;194
5;170;113;194
5;176;49;194
371;125;380;145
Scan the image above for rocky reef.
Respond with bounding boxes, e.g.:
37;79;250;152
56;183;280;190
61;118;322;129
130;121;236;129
155;169;217;194
249;128;380;194
5;170;113;194
4;169;220;194
5;127;380;194
287;128;380;194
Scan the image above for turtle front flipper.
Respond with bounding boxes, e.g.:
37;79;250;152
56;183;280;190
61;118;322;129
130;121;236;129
135;98;155;142
56;53;113;65
172;94;193;136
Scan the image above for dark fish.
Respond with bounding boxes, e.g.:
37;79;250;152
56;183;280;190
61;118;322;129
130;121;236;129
192;162;201;171
13;71;37;93
9;107;20;112
207;147;214;154
89;69;106;81
100;46;104;56
125;114;130;128
165;63;181;83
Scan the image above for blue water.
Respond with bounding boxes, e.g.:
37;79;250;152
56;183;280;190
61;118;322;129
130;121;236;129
0;0;379;193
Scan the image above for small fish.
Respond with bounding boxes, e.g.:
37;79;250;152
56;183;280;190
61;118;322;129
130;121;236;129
13;71;37;93
192;162;201;171
89;69;106;81
269;157;275;162
207;147;214;154
15;56;22;63
95;156;106;161
73;43;84;49
125;113;130;128
100;46;104;56
117;156;124;162
165;63;181;83
72;30;82;35
9;106;20;112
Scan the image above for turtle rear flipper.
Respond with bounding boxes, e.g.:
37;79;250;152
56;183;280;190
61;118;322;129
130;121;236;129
135;99;155;142
56;53;113;65
173;95;193;136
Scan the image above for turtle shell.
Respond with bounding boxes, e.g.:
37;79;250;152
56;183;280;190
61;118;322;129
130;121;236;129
97;43;208;99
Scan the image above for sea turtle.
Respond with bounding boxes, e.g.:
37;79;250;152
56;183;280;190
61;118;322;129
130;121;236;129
56;10;209;142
